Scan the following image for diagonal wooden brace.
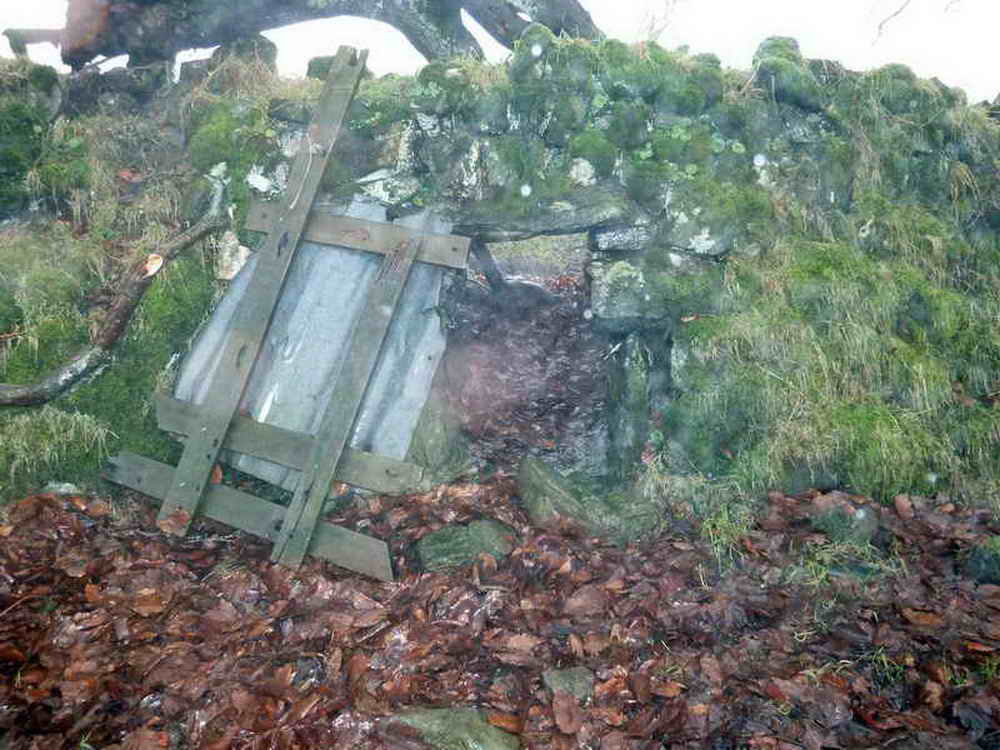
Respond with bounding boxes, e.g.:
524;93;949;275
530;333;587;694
155;46;368;536
270;236;424;568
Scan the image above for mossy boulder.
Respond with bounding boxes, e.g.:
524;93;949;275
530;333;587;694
210;35;278;72
518;458;663;544
380;708;519;750
569;128;617;178
752;36;824;112
0;59;63;215
416;519;517;571
407;375;473;488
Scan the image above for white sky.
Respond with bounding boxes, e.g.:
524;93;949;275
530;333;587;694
0;0;996;102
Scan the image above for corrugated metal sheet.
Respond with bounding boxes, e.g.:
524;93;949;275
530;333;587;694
175;196;451;490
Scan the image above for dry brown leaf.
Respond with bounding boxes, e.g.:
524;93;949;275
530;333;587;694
156;508;191;535
0;644;26;662
487;711;522;734
591;706;627;727
131;588;168;617
964;640;996;653
564;583;609;617
700;653;724;684
893;494;914;519
506;633;543;653
286;691;322;722
600;731;629;750
630;671;652;703
651;679;686;698
202;599;240;631
583;632;609;656
120;728;168;749
920;680;945;712
552;690;584;735
85;498;111;517
901;607;945;627
347;651;370;686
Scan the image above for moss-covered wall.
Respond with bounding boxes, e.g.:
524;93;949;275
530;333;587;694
2;28;998;512
338;28;999;504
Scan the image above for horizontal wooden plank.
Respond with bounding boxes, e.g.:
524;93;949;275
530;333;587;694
105;452;394;581
246;200;469;270
154;394;425;495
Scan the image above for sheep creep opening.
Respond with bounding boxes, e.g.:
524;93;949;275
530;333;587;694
104;46;471;581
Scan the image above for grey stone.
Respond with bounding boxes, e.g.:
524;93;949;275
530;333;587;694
542;666;595;701
588;257;664;334
457;184;635;242
591;224;654;253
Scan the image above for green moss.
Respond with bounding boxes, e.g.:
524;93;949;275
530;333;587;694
569;128;616;177
509;29;599;140
26;64;59;94
823;399;949;498
650;122;715;166
755;37;804;62
0;290;21;333
650;51;721;117
0;312;89;387
416;61;475;117
351;73;416;138
0;225;216;503
605;100;650;150
664;211;1000;501
644;261;725;318
31;121;91;202
0;94;47;214
669;176;775;246
756;56;823;111
187;99;282;230
624;158;673;210
482;133;573;217
62;254;217;465
307;55;336;81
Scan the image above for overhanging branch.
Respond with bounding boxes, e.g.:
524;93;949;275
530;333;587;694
0;208;228;408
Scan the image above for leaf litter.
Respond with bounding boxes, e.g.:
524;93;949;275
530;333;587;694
2;271;999;748
0;480;998;749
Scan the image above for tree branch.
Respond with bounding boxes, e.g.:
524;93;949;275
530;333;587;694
875;0;913;41
0;207;227;408
3;0;602;71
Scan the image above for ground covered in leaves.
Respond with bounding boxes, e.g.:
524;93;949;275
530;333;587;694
1;482;999;749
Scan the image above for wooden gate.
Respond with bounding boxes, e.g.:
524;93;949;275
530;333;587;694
106;47;470;581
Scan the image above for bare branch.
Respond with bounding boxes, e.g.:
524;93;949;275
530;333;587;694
0;209;227;408
875;0;913;41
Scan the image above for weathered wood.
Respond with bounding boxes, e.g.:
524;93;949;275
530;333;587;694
154;394;425;494
107;453;394;580
271;235;424;568
157;46;368;535
246;201;470;270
